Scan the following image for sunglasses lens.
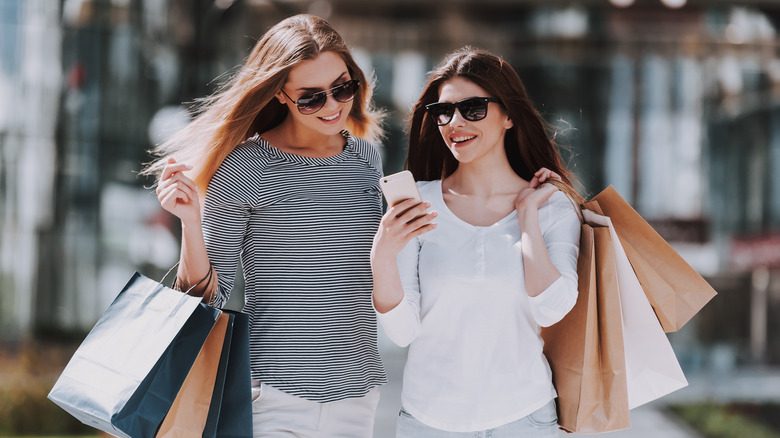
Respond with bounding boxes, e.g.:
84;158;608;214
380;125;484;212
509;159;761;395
296;92;327;115
332;80;359;102
428;104;454;126
460;99;489;121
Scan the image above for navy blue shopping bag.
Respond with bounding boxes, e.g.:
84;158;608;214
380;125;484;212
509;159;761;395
203;310;253;438
48;272;219;438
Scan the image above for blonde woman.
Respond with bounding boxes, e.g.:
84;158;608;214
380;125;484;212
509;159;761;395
144;15;386;437
371;47;581;437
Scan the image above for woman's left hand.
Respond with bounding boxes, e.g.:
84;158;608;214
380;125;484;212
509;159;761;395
514;167;562;212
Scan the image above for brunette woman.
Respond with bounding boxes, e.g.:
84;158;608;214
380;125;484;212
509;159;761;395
372;47;581;437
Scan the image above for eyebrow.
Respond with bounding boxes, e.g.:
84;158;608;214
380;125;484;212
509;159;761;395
296;72;349;92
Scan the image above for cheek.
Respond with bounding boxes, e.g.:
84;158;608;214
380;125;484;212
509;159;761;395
437;127;449;144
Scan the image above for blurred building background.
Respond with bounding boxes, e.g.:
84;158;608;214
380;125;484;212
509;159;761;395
1;0;780;434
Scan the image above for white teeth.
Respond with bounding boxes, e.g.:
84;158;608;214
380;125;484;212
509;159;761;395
452;135;476;143
319;112;340;121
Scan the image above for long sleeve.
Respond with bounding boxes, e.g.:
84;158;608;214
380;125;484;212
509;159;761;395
201;152;255;309
375;237;422;347
527;192;581;327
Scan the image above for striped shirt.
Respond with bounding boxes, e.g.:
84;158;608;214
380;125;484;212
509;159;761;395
202;132;387;403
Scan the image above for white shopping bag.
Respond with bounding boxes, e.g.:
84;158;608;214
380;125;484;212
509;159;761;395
583;209;688;409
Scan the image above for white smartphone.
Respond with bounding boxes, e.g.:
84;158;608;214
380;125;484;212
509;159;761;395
379;170;422;206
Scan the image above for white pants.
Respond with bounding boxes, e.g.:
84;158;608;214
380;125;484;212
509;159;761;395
251;382;380;438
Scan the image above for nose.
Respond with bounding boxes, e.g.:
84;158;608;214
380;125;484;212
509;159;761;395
449;108;468;127
321;92;342;113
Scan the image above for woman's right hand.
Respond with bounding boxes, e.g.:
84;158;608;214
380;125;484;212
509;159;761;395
156;157;201;225
371;199;437;265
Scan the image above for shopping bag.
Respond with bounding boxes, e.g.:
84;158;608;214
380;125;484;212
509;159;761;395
590;186;717;332
156;312;231;437
542;223;630;434
583;207;688;410
204;310;253;438
48;272;220;438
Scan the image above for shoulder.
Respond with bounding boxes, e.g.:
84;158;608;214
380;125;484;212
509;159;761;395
208;136;272;198
216;135;271;176
540;190;581;228
348;135;383;171
416;180;440;198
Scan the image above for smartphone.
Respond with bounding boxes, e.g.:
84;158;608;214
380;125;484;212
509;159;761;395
379;170;422;206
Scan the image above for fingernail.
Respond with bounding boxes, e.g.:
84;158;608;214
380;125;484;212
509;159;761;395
425;201;431;207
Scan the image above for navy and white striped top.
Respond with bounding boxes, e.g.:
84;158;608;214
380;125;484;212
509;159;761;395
202;132;387;403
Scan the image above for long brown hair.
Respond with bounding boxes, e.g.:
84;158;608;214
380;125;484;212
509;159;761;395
142;14;383;194
406;46;581;201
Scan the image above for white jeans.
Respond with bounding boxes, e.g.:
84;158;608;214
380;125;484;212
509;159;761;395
251;382;380;437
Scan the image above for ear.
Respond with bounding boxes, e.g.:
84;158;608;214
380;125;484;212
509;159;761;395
275;91;286;104
504;117;514;130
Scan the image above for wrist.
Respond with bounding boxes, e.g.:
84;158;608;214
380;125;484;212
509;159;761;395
516;205;539;224
371;251;398;269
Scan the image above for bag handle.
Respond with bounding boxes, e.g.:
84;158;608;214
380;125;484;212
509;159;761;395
166;262;218;306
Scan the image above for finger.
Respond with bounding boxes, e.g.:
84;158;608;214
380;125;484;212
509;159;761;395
158;185;191;206
541;171;561;183
161;161;194;182
166;172;199;194
160;189;187;210
537;169;552;183
159;177;196;199
405;210;438;227
159;172;198;200
398;202;432;223
529;175;541;189
538;182;560;197
389;199;427;218
407;222;437;239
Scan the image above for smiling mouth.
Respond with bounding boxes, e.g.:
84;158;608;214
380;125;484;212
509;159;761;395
451;135;476;144
318;111;341;122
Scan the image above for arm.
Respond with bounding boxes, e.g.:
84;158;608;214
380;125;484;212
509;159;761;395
371;199;436;346
516;169;580;326
371;199;435;312
156;158;214;298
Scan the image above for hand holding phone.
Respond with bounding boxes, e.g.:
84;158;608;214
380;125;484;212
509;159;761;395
379;170;422;206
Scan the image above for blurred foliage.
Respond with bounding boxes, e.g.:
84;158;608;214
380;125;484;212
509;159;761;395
668;402;780;438
0;343;97;436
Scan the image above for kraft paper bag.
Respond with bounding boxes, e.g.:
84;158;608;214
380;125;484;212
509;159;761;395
583;209;688;410
542;224;630;434
48;272;220;438
589;186;717;332
156;312;231;437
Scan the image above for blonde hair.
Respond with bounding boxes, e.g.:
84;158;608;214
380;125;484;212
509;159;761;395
142;14;383;194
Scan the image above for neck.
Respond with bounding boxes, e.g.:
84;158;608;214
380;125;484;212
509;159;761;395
446;153;526;196
276;117;342;151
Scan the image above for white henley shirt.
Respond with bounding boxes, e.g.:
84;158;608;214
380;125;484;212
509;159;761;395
376;179;581;432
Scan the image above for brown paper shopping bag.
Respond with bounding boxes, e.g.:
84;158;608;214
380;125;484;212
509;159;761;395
542;224;630;434
582;207;688;410
589;187;717;333
156;312;230;437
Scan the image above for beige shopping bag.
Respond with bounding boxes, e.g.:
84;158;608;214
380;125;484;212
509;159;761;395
589;186;717;332
156;312;230;437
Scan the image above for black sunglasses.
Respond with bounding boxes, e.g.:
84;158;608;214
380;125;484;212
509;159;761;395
425;97;502;126
281;79;360;115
